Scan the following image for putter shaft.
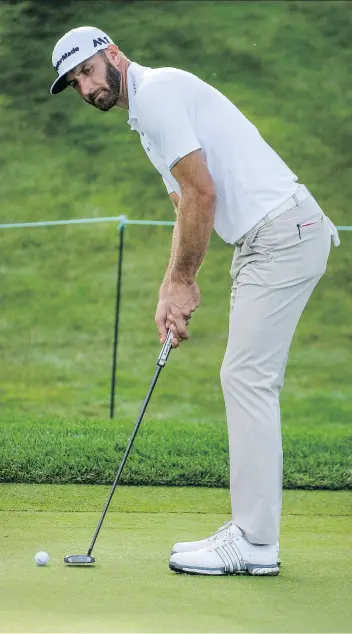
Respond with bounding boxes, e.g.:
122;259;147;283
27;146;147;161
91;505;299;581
87;330;174;557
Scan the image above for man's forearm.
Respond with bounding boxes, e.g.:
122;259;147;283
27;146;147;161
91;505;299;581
169;192;215;284
159;221;179;298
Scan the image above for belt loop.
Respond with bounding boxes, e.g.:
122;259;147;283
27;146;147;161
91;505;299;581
292;193;299;206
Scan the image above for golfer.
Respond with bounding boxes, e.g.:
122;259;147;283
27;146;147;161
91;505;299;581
50;27;339;576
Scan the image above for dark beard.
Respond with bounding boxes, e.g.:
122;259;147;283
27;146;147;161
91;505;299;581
87;61;121;111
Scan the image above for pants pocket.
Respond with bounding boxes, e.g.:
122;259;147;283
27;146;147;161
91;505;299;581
242;224;278;261
296;212;323;240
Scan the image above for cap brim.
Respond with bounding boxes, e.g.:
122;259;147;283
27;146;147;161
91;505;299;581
50;44;111;95
50;73;69;95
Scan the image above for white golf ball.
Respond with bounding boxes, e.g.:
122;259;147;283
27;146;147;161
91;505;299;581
35;551;49;566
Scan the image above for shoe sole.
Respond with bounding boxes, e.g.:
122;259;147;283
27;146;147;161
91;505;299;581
169;562;280;576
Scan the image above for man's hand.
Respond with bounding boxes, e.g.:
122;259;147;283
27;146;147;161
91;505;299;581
155;298;176;346
155;281;200;347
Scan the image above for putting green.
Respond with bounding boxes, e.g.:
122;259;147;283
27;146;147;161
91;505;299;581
0;486;351;633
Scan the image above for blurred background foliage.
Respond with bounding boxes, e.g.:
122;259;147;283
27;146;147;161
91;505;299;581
0;1;351;444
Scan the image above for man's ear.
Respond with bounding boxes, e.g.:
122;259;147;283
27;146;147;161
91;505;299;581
105;44;120;65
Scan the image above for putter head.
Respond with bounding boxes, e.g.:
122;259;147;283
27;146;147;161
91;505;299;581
64;554;95;565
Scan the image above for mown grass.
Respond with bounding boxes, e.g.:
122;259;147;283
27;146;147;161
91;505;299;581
0;1;351;488
1;227;351;422
0;486;351;633
1;484;351;515
0;416;350;489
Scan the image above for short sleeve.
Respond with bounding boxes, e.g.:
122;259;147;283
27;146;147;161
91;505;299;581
162;176;175;195
136;81;201;170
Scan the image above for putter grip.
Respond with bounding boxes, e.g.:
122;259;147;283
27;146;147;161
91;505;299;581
157;330;173;367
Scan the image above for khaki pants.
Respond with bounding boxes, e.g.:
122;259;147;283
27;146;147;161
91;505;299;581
220;189;332;544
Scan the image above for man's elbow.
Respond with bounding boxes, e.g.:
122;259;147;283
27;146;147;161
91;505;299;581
202;186;217;205
188;185;216;207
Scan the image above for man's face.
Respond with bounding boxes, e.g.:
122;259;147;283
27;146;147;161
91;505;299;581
67;51;121;111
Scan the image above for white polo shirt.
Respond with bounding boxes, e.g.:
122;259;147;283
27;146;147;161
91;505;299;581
127;62;298;244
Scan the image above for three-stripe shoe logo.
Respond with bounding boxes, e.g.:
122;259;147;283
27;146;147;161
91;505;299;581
215;539;244;573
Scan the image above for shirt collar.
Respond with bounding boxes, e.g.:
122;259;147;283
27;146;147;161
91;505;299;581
127;62;150;130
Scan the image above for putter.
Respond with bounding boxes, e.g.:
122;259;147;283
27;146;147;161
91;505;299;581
64;329;174;565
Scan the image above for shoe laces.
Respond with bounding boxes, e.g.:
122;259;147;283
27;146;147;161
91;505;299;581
208;521;234;544
208;523;244;551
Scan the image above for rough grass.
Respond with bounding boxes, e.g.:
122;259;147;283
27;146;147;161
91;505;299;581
0;416;350;489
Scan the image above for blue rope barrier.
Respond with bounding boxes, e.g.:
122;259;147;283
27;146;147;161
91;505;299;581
0;216;349;231
0;216;125;229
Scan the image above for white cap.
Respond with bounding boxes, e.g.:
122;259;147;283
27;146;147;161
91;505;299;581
50;26;113;94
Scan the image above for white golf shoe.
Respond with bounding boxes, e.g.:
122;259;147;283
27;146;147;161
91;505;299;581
169;523;280;576
171;521;234;554
172;520;280;560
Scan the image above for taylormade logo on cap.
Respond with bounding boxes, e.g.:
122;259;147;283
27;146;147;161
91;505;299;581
55;46;80;72
50;26;113;95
